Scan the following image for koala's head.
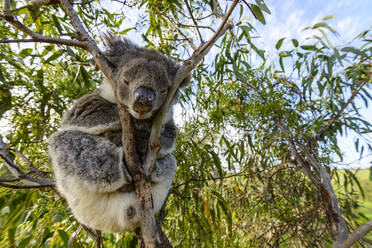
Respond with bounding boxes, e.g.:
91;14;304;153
102;34;190;120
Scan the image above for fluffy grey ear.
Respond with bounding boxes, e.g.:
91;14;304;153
102;33;139;60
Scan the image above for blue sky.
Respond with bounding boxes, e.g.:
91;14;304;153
253;0;372;169
255;0;372;46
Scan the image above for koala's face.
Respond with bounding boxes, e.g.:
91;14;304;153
114;58;171;120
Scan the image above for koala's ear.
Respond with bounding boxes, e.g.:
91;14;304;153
102;33;138;65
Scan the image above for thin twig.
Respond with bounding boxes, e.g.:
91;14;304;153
178;11;214;21
0;152;54;185
174;169;251;189
0;177;24;182
193;0;237;60
162;14;197;50
0;181;53;189
211;0;224;19
184;0;204;43
178;24;216;32
81;224;98;241
315;74;371;139
157;191;171;226
0;136;54;187
11;148;44;177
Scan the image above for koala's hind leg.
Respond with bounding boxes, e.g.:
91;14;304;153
49;130;132;193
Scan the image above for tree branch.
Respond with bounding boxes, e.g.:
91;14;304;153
195;0;236;59
11;148;45;178
0;135;54;188
177;24;216;32
1;7;87;48
0;177;24;182
128;1;237;247
340;219;372;248
275;118;349;247
0;39;44;43
315;73;371;139
0;181;53;189
146;0;238;166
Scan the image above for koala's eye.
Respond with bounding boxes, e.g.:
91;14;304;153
160;89;168;94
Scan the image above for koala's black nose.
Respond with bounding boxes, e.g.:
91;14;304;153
133;87;156;114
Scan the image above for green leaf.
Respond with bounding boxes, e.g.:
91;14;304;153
279;57;284;72
322;15;335;21
40;227;53;245
52;15;63;34
240;25;253;37
275;38;285;50
345;170;365;198
209;149;224;179
279;52;289;57
292;39;299;47
255;0;271;14
58;230;69;248
250;4;266;24
19;48;33;58
18;236;32;248
327;56;334;76
0;86;11;117
45;50;64;63
301;45;317;51
119;27;136;35
312;22;338;35
8;228;16;247
80;66;91;87
35;69;44;89
247;39;265;59
0;68;4;82
341;47;366;57
128;235;138;248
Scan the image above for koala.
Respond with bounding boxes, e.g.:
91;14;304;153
48;36;190;233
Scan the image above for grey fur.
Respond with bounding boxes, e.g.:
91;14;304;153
48;36;189;232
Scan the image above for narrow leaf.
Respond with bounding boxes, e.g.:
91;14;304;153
250;4;266;24
275;38;285;50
